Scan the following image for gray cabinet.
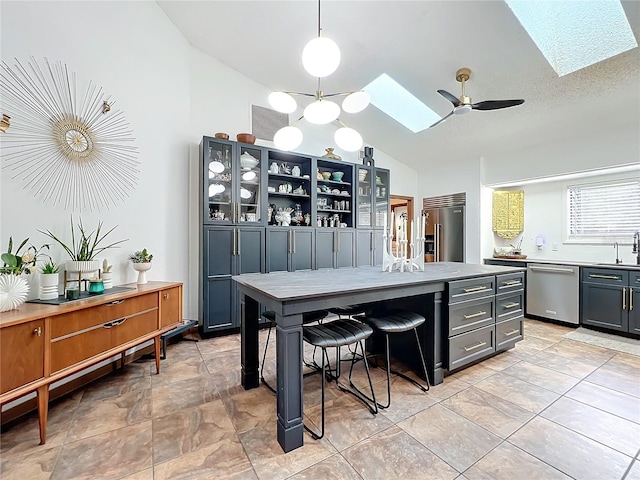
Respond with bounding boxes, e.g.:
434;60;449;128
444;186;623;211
581;268;630;333
316;229;354;269
630;271;640;334
266;227;313;272
355;165;390;229
356;229;384;266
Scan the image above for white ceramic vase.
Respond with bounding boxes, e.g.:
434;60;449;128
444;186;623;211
102;271;113;289
39;273;59;300
66;260;100;273
132;262;152;284
0;274;30;312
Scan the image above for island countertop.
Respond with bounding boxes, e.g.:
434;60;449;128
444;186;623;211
485;257;640;271
233;262;524;302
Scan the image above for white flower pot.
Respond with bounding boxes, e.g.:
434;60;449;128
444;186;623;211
102;271;113;289
0;274;30;312
132;262;152;284
66;260;100;273
39;272;59;300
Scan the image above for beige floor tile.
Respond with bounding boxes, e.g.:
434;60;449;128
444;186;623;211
286;453;362;480
540;396;640;456
118;468;154;480
0;444;60;480
526;350;601;378
585;354;640;398
500;361;581;394
151;375;219;418
343;425;459;480
463;441;570;480
441;387;534;438
377;374;437;424
627;460;640;480
451;363;499;385
80;364;151;404
542;339;615;365
222;385;277;433
479;350;523;371
508;416;632;479
427;376;471;402
202;349;245;397
398;404;501;473
151;354;209;387
565;381;640;424
474;372;560;414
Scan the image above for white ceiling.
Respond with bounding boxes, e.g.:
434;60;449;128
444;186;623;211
157;1;640;170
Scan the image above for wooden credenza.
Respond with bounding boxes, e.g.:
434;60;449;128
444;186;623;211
0;281;183;444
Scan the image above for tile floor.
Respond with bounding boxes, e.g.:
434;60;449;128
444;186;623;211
1;319;639;480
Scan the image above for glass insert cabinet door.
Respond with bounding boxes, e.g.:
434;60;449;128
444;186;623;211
207;139;233;223
356;165;373;227
374;169;389;228
237;145;262;223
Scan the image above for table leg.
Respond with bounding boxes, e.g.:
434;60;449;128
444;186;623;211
154;336;161;374
241;294;260;389
276;313;304;452
36;385;49;445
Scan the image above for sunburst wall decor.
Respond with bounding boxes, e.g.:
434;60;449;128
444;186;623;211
0;57;139;211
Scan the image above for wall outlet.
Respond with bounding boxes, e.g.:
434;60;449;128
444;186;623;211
552;243;559;251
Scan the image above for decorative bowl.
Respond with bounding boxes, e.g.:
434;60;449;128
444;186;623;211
331;171;344;182
321;172;331;180
359;169;368;182
237;133;256;144
214;132;229;140
240;152;259;169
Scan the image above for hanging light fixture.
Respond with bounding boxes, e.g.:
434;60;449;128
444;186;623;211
270;0;369;152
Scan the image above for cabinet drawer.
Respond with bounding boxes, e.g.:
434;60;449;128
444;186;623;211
495;291;524;322
447;324;495;371
51;293;157;339
448;276;495;303
582;268;628;285
448;296;494;337
112;309;158;346
496;272;524;294
160;287;182;328
631;271;640;286
1;320;45;394
496;317;524;350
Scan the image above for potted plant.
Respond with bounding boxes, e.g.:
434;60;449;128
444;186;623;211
39;216;127;274
101;258;114;289
39;259;60;300
0;237;49;311
129;248;153;284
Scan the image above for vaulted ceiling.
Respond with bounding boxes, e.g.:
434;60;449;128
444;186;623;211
158;1;640;170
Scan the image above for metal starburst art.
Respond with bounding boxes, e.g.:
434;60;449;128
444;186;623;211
0;57;139;211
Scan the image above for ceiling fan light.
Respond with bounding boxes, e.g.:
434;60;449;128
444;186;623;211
303;99;340;125
342;91;370;113
268;91;298;114
334;127;363;152
454;104;473;115
302;36;341;78
273;126;303;151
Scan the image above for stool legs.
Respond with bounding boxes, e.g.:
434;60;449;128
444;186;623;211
260;318;276;394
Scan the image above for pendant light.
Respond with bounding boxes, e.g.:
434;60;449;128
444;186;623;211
301;0;340;78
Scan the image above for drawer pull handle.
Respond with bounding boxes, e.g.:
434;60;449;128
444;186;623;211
33;326;42;336
504;329;520;337
630;288;633;311
463;311;487;320
103;317;127;328
106;299;125;306
163;294;169;299
589;274;619;280
623;288;626;310
463;286;488;293
463;341;487;352
502;280;521;286
503;302;520;309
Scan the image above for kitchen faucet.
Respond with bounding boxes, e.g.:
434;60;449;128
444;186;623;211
614;242;622;264
633;230;640;265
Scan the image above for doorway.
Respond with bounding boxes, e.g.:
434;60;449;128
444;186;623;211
390;195;415;254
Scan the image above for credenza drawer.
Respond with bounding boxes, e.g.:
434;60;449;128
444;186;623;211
448;296;495;337
448;276;495;303
495;291;524;322
496;317;524;350
496;272;525;294
447;324;495;371
51;293;157;338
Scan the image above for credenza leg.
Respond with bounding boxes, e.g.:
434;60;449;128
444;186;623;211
36;385;49;445
154;336;161;374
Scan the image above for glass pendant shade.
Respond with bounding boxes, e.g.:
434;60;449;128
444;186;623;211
303;99;340;125
334;127;363;152
273;126;303;151
342;91;370;113
302;36;341;78
268;91;298;114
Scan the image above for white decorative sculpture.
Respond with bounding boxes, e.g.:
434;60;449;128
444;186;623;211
382;212;426;273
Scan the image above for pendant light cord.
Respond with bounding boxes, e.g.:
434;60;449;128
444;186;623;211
317;0;321;37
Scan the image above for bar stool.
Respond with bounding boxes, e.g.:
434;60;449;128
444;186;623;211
354;310;430;409
302;319;378;439
259;309;328;393
329;304;366;319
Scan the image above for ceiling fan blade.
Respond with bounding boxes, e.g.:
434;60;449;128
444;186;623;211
429;111;454;128
471;99;524;111
437;90;461;107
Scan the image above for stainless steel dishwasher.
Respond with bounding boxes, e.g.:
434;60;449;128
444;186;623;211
526;264;580;324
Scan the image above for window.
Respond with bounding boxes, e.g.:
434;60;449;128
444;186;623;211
568;180;640;241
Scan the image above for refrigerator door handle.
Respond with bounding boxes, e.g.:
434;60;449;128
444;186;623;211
434;223;441;262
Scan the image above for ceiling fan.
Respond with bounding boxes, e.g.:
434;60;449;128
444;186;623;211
430;67;524;128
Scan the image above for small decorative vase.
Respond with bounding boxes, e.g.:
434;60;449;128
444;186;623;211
0;274;30;312
132;262;152;284
39;273;59;300
101;271;113;289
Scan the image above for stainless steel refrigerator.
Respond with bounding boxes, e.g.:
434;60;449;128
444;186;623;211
424;206;465;262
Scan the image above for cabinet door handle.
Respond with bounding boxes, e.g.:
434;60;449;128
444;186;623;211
502;280;522;286
504;329;520;337
337;231;340;252
503;302;520;309
589;274;620;280
237;229;241;256
33;326;42;336
163;293;169;299
630;288;633;311
463;311;486;320
292;230;296;254
371;231;375;251
463;341;487;352
288;229;292;254
233;228;237;256
463;286;488;293
623;287;626;310
106;299;125;306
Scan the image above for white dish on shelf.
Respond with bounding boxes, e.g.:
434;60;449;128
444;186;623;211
240;188;252;199
268;186;276;193
340;191;349;196
240;152;259;169
209;161;225;176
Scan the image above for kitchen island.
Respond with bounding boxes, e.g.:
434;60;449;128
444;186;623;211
234;262;525;452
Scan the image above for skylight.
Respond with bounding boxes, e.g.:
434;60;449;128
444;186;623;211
363;73;440;133
506;0;637;77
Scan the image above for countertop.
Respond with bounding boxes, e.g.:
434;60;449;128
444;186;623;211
233;262;524;302
485;257;640;271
